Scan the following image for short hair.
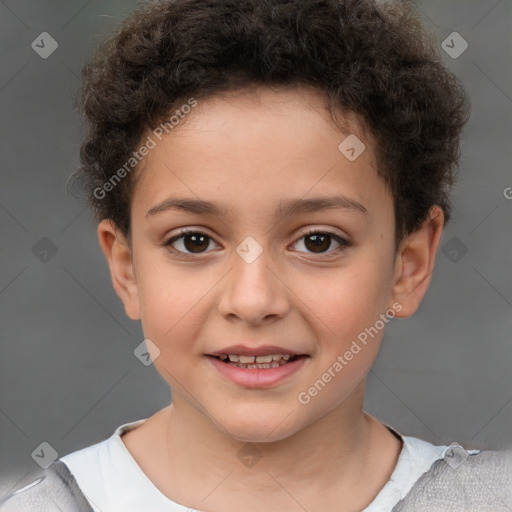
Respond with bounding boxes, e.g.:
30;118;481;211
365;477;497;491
68;0;470;246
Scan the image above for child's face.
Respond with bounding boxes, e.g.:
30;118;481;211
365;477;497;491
104;87;409;442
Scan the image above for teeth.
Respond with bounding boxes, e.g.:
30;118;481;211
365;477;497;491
230;360;287;369
225;354;293;363
255;355;273;363
215;353;298;368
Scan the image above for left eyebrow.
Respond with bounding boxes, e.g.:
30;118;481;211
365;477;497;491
145;194;367;220
275;195;367;219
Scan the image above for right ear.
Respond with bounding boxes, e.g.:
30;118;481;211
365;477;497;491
97;219;141;320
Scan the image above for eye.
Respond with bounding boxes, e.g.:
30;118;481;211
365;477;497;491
291;229;351;257
162;228;351;258
163;228;220;256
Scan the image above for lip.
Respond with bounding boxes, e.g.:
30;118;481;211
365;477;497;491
207;344;306;357
206;354;308;388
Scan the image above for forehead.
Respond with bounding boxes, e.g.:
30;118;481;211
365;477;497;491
130;86;392;225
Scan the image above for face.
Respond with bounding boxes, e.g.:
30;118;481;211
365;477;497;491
99;86;442;443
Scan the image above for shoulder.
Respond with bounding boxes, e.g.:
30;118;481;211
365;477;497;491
0;418;150;512
363;430;454;511
365;422;511;512
392;446;512;511
58;419;149;501
0;460;94;512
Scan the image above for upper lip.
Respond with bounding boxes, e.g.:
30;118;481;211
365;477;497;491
207;344;307;357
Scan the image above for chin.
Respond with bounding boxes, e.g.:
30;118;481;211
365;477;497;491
216;407;305;444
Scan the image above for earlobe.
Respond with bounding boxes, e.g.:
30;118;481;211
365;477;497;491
390;206;445;318
97;220;141;320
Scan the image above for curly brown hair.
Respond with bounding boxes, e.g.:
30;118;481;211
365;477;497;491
68;0;470;246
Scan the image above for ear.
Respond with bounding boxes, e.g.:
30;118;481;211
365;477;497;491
390;206;445;318
97;219;141;320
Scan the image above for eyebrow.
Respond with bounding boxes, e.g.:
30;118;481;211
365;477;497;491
145;194;367;220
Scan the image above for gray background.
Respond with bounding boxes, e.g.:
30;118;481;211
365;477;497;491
0;0;511;498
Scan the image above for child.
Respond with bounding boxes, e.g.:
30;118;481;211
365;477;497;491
4;0;511;511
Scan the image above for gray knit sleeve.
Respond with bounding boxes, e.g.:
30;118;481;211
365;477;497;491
0;460;94;512
392;449;512;512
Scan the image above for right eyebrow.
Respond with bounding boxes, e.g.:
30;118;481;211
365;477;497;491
145;197;230;218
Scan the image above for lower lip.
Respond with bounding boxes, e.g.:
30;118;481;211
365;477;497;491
206;355;308;388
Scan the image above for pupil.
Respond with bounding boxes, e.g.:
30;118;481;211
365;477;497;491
305;234;330;253
184;233;209;253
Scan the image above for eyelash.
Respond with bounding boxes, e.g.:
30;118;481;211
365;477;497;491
162;228;351;259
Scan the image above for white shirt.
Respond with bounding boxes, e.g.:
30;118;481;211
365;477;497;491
59;418;476;512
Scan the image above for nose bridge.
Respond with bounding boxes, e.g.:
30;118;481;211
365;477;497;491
218;236;290;323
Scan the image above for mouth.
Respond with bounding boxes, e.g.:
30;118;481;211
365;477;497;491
205;344;310;387
206;353;307;369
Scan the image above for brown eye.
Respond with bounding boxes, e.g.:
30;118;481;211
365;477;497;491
164;230;218;255
293;230;350;256
182;233;210;253
304;233;331;253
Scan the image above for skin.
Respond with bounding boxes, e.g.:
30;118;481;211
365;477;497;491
97;86;444;511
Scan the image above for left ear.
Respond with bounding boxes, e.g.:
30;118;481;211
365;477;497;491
390;205;445;318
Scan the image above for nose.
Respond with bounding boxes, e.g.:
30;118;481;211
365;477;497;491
217;243;291;326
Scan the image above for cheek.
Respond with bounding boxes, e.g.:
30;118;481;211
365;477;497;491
136;261;215;354
137;271;213;391
294;264;389;412
298;254;392;342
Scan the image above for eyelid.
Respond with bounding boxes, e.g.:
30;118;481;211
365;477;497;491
163;226;351;258
290;228;351;257
162;227;221;257
296;226;350;241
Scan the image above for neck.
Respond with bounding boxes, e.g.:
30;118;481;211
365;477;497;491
153;383;401;511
